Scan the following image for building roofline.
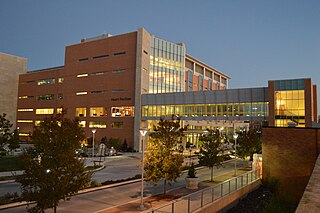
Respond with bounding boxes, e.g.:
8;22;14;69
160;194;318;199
27;66;64;73
186;54;230;79
0;52;27;60
67;30;138;48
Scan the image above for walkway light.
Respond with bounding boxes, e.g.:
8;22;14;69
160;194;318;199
233;133;238;176
139;129;148;210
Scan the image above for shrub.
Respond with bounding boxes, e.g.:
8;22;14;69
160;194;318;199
187;163;197;178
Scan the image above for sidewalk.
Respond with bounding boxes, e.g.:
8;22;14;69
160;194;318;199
96;168;251;213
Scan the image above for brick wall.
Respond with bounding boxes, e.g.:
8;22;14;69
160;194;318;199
262;127;320;200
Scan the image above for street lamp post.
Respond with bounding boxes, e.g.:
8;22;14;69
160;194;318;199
92;129;96;158
139;129;148;210
233;133;238;176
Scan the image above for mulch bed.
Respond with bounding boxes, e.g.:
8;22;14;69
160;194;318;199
227;186;273;213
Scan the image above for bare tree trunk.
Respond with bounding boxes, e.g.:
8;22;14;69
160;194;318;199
210;167;214;182
164;179;167;197
54;204;57;213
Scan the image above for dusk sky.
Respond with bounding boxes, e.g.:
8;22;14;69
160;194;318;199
1;1;319;96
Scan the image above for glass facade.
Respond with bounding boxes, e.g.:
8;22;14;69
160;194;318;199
274;79;305;127
142;102;268;118
149;37;185;93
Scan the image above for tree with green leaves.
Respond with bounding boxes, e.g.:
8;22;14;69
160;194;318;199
198;129;226;182
144;116;186;196
237;125;262;161
0;113;19;155
9;129;20;151
17;114;91;213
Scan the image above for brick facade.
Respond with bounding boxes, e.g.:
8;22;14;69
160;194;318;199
262;127;320;200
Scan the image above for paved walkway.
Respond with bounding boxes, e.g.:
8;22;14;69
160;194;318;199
97;168;251;213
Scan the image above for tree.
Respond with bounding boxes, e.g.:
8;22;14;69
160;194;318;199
16;114;91;213
107;138;121;150
237;125;262;161
0;113;19;154
198;129;226;182
144;116;186;196
9;129;20;151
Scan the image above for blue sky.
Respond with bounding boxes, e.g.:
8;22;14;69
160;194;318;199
1;0;319;94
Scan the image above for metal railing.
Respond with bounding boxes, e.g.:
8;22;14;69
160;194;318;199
143;168;260;213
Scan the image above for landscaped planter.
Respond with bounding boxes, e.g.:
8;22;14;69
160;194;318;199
185;177;199;189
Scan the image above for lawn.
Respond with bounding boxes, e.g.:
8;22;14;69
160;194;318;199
0;156;23;172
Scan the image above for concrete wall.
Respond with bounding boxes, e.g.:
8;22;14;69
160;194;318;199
262;127;320;200
296;155;320;213
194;181;261;213
0;52;27;127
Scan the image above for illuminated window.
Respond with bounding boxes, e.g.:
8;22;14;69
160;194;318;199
76;108;86;117
79;121;86;127
37;94;54;101
77;73;89;78
19;95;34;99
90;107;107;117
111;106;134;117
58;77;64;83
37;78;55;85
149;37;185;94
111;121;124;129
36;108;54;115
18;109;33;112
57;108;63;114
19;133;30;137
89;122;107;128
17;120;33;123
275;90;305;127
76;92;88;95
35;120;43;126
141;103;268;118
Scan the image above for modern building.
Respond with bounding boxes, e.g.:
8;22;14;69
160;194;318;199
16;28;318;150
0;52;27;127
16;28;229;148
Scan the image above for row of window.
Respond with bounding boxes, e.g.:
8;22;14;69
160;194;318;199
76;106;134;117
18;106;134;117
22;77;64;85
17;120;124;129
22;68;127;86
19;90;127;101
76;69;126;78
78;52;126;62
18;108;62;114
142;102;269;118
76;90;125;95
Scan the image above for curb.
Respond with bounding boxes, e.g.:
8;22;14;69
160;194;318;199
0;179;16;184
0;178;141;210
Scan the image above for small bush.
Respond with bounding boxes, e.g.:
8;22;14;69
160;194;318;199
261;194;297;213
0;192;22;205
187;163;197;178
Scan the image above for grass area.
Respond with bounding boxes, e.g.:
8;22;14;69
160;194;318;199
0;156;23;172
